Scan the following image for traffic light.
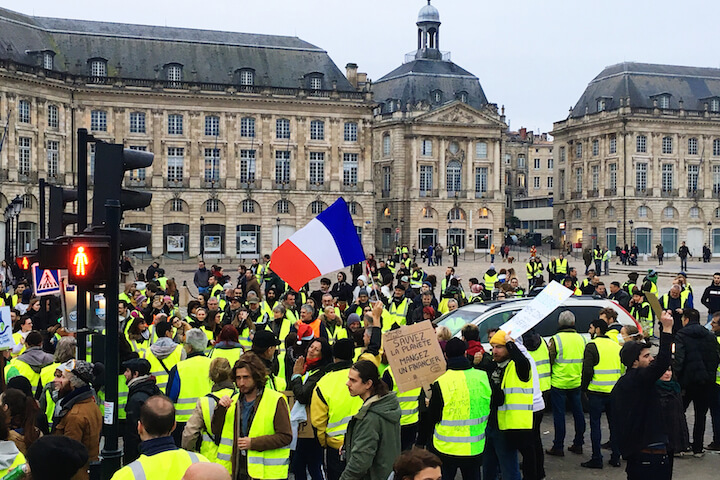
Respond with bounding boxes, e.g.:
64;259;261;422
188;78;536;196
91;142;153;251
15;255;32;271
48;185;79;238
66;236;111;288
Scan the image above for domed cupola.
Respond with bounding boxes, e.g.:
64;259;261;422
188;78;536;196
416;0;442;60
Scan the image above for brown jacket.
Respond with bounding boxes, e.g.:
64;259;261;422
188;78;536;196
53;393;102;480
245;277;262;300
211;388;292;480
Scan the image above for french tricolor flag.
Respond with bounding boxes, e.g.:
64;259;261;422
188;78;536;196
271;198;365;291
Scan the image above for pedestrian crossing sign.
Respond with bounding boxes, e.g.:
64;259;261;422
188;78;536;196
32;263;62;296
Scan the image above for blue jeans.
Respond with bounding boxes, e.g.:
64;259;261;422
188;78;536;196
482;422;521;480
550;387;586;450
197;286;209;295
588;392;620;461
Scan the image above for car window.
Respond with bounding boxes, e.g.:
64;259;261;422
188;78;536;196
478;310;520;342
535;305;602;337
437;308;487;337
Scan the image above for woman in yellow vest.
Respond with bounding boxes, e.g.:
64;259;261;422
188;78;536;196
209;325;245;366
203;310;223;347
126;314;151;357
0;401;27;477
181;357;236;462
231;309;255;350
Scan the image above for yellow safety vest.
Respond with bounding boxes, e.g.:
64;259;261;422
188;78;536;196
174;355;213;422
5;358;41;395
555;258;568;274
11;332;26;358
0;451;25;478
327;323;348;345
528;340;551;392
314;368;363;442
410;270;423;289
40;362;60;426
606;328;621;344
497;360;533;430
144;345;184;391
209;346;244;368
383;299;410;332
198;388;236;463
551;331;586;389
210;284;224;299
127;338;149;357
630;301;653;335
588;337;622;394
526;263;534;280
110;449;208;480
217;389;291;479
119;375;129;421
386;367;421;426
484;273;498;290
716;337;720;386
433;368;491;455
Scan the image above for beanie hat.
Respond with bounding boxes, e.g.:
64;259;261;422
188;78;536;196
163;295;172;302
628;272;639;280
295;323;314;342
489;330;507;346
647;269;657;278
122;358;152;376
347;313;361;326
136;295;148;304
445;337;467;358
471;284;483;294
332;338;355;361
358;289;369;297
58;359;94;386
27;435;89;480
6;376;33;397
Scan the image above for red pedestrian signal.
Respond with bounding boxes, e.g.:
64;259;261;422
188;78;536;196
16;256;30;270
67;237;111;288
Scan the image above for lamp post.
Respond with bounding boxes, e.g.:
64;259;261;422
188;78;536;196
5;195;23;259
708;221;713;249
628;220;634;249
276;217;281;249
200;215;205;263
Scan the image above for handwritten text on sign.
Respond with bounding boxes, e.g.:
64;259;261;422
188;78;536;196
383;321;447;392
499;281;573;338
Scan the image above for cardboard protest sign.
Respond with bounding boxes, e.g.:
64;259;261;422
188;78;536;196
499;281;573;338
383;321;446;393
643;291;663;320
0;307;14;350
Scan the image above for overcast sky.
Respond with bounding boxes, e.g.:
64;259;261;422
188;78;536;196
6;0;720;134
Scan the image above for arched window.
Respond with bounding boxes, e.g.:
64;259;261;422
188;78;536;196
242;199;255;213
447;208;465;221
663;207;675;219
311;200;326;215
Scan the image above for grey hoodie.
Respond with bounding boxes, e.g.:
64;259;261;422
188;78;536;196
17;346;55;373
0;441;20;471
149;337;186;361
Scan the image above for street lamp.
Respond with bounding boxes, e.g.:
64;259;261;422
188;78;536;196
628;220;634;248
5;195;23;259
200;215;205;262
708;221;713;248
276;217;281;249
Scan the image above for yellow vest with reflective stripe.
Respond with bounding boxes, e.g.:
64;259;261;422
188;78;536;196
199;388;236;464
217;389;291;479
383;299;410;332
551;331;586;389
528;340;551;392
314;368;363;442
110;449;208;480
174;355;213;422
328;324;348;345
386;367;421;426
484;273;498;290
433;368;491;455
555;258;568;274
606;328;620;344
11;332;26;359
588;337;622;393
40;362;60;425
0;451;25;478
144;345;184;391
498;360;533;430
119;375;129;420
5;358;41;395
209;346;243;368
267;371;287;392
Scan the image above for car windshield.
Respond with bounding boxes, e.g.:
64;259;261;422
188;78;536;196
436;306;490;337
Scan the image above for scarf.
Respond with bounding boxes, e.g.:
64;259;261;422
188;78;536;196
304;356;322;374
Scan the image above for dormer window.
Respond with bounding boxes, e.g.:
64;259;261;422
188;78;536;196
432;90;443;104
386;99;396;113
597;99;606;112
89;58;107;78
239;69;254;86
43;52;54;70
456;91;468;103
166;64;183;87
658;95;670;109
712;99;720;113
308;74;323;91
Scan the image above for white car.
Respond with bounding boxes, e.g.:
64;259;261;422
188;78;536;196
434;296;640;348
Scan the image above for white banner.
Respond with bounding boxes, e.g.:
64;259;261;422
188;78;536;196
499;281;573;338
0;307;15;350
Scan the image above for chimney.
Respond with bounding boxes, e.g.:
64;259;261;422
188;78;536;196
346;63;358;88
520;127;527;140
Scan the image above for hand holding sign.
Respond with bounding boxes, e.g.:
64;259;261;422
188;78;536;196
383;321;446;393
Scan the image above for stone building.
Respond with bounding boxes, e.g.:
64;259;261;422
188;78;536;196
371;2;507;253
553;62;720;257
0;6;374;259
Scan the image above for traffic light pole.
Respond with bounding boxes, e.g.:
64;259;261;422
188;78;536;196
39;178;46;239
101;199;122;480
77;129;91;360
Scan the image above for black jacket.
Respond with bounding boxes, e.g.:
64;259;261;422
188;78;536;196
609;289;630;310
124;376;162;463
701;283;720;314
611;332;673;458
673;322;720;388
